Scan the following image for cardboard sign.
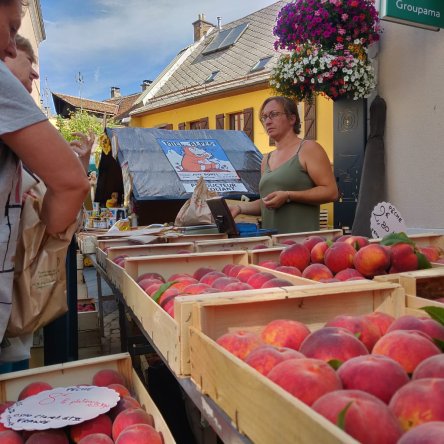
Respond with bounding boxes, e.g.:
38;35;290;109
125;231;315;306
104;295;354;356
370;201;407;238
0;386;119;431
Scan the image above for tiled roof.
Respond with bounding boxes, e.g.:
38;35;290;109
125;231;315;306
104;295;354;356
52;92;119;115
104;93;140;119
131;1;288;116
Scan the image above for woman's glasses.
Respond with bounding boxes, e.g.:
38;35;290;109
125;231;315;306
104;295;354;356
259;111;287;123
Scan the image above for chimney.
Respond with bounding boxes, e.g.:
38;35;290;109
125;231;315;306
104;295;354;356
141;80;152;91
192;13;214;42
217;16;222;30
110;86;121;98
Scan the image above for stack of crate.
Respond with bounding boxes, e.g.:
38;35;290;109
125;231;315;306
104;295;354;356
76;252;101;359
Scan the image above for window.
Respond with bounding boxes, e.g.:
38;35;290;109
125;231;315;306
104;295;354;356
205;71;219;83
250;56;273;73
202;23;249;55
229;112;244;131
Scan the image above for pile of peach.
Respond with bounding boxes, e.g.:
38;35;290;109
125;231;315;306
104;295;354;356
135;264;296;317
260;233;443;282
216;311;444;444
0;369;163;444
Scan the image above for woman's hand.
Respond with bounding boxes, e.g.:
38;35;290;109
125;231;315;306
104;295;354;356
262;191;288;209
70;130;95;172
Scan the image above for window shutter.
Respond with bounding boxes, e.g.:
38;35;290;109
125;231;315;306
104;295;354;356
243;107;254;142
215;114;225;130
304;101;316;140
178;122;185;130
200;117;209;129
164;124;173;130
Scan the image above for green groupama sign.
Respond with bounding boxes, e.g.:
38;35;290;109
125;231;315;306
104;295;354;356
380;0;444;30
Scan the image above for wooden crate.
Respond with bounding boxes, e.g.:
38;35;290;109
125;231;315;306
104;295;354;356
271;229;343;246
195;236;272;253
164;232;228;243
370;232;444;250
123;252;314;376
78;299;99;331
0;353;175;444
105;243;195;291
188;281;404;444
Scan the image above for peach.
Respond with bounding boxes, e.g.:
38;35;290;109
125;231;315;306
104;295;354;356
302;235;325;252
267;358;342;406
342;235;370;249
18;381;53;401
353;244;391;277
418;246;441;262
372;330;441;374
170;278;198;293
334;234;352;242
299;327;368;364
136;272;164;284
334;268;364;281
280;239;296;246
389;242;424;273
157;287;179;307
109;396;141;421
363;311;395;336
244;345;304;376
92;369;126;387
389;378;444;431
312;390;403;444
108;383;131;398
227;264;245;278
200;271;226;285
164;300;175;317
261;319;310;351
216;330;264;360
324;242;356;274
144;282;163;297
274;265;302;276
112;408;154;441
310;240;330;264
168;272;194;281
0;430;24;443
223;282;254;292
70;413;112;443
221;264;234;275
412;354;444;379
26;430;68;444
138;278;164;293
113;255;128;267
212;276;240;290
258;260;279;270
181;283;211;295
325;314;380;351
260;277;293;288
78;434;114;444
302;263;333;281
251;244;269;250
115;423;162;444
279;243;310;271
0;401;14;431
397;421;444;444
193;266;216;281
387;315;444;342
246;271;276;289
236;266;259;283
337;355;409;403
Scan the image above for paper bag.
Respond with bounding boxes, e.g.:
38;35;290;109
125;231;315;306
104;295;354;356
174;177;218;226
7;182;79;337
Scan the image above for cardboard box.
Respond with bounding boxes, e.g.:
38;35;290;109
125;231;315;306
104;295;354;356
271;229;343;246
123;252;313;376
105;242;195;291
189;281;404;444
195;236;272;253
0;353;175;444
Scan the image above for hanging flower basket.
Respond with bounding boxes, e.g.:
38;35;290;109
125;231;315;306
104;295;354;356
270;43;376;103
273;0;380;51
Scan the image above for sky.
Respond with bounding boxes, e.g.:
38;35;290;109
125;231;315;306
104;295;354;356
38;0;278;107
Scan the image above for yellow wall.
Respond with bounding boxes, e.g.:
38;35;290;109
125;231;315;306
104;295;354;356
132;89;336;228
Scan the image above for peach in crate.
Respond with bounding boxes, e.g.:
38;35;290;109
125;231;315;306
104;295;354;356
189;280;404;444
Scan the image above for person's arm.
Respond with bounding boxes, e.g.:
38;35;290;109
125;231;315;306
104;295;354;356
263;142;338;209
69;130;95;173
2;120;90;235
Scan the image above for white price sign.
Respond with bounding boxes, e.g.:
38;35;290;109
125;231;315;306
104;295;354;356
0;385;119;431
370;201;407;239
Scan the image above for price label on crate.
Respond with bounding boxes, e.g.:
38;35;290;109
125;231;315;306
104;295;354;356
0;385;119;431
370;201;407;238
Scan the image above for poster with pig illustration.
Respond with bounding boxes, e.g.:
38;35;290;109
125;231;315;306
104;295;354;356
158;138;239;181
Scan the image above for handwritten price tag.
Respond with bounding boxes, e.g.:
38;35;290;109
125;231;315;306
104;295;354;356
0;385;119;431
370;201;407;239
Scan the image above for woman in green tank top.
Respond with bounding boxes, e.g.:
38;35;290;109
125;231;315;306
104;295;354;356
230;96;338;234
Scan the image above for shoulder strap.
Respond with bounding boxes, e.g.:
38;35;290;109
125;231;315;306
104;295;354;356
296;139;306;155
261;152;271;173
